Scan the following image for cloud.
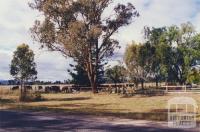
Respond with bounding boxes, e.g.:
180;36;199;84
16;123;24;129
116;0;199;43
109;0;200;61
193;13;200;32
0;0;200;81
35;51;74;81
0;0;72;81
0;52;12;79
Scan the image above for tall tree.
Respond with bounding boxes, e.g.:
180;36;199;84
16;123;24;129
124;42;146;88
10;44;37;101
143;27;167;87
29;0;139;93
143;22;200;85
163;22;200;84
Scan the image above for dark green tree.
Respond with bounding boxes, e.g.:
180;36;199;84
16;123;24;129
162;23;200;84
68;63;90;86
105;65;126;85
143;22;200;85
143;27;167;87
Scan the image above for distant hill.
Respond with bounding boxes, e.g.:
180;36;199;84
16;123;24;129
0;80;9;85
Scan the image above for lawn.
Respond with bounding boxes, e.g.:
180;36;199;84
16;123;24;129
1;87;200;121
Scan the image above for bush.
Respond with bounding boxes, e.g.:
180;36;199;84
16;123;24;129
34;92;43;101
20;92;44;102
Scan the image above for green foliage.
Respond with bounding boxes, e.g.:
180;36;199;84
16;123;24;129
187;68;200;84
160;22;200;84
105;65;126;84
29;0;139;93
124;42;145;87
68;64;90;86
125;22;200;85
10;44;37;101
10;44;37;82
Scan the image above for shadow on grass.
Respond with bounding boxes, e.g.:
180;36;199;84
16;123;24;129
28;103;114;109
10;104;168;121
46;97;91;101
0;98;15;104
0;97;178;122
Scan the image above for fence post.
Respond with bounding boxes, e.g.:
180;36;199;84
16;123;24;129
185;85;186;92
166;86;168;93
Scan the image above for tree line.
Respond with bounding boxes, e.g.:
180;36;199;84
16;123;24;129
124;22;200;88
71;22;200;89
9;1;200;99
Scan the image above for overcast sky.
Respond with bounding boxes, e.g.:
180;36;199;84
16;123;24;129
0;0;200;81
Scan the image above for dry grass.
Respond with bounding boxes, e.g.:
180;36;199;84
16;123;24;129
1;87;200;121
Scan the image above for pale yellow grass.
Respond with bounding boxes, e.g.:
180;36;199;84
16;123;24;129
1;87;200;121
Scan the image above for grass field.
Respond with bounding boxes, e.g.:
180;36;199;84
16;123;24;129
1;87;200;121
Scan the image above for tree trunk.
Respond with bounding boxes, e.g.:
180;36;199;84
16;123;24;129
90;77;97;93
20;80;23;101
155;77;159;88
135;79;139;89
87;38;99;94
20;80;25;101
141;79;144;90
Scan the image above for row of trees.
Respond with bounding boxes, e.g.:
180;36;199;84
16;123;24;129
71;23;200;88
10;23;200;101
10;1;200;98
124;22;200;88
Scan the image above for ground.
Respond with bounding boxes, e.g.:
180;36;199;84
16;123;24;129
1;88;200;131
0;110;199;132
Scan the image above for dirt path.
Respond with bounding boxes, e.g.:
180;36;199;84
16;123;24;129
0;110;199;132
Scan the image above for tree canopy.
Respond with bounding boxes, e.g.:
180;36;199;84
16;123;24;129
105;65;126;84
10;44;37;101
125;22;200;86
30;0;139;93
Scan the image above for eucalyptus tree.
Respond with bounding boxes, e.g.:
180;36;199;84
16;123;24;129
163;22;200;84
143;27;167;87
29;0;139;93
146;22;200;84
124;42;146;88
10;44;37;101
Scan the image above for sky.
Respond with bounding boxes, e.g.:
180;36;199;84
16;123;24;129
0;0;200;81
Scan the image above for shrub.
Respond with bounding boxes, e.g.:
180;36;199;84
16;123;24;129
19;92;43;102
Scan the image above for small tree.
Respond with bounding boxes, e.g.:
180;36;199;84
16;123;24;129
10;44;37;101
